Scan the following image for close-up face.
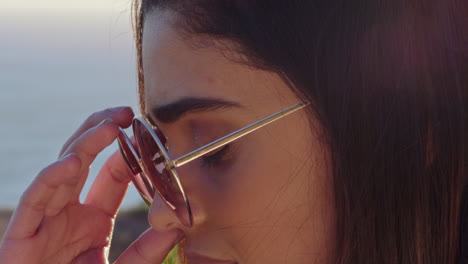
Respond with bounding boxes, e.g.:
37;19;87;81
143;9;336;264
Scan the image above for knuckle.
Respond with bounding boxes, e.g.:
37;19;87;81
36;170;61;189
134;239;153;264
86;108;112;124
44;207;60;216
98;121;119;139
60;107;122;158
20;195;47;212
102;107;115;116
85;111;101;124
105;158;130;184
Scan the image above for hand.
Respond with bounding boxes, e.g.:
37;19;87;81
0;107;183;264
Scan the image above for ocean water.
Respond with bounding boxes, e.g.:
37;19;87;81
0;8;144;210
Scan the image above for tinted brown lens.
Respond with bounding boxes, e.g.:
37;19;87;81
117;133;139;173
132;172;156;203
133;120;186;210
117;131;155;202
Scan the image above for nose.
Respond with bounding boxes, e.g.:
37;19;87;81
148;190;206;232
148;162;208;232
148;192;184;231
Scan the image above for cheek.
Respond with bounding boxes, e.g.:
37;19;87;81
208;125;310;216
198;123;334;262
198;134;300;237
183;136;279;224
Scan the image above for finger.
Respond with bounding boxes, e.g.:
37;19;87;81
59;106;134;157
4;154;82;240
61;119;122;201
44;176;81;217
84;149;132;217
114;229;184;264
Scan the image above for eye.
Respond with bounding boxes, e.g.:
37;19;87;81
201;144;231;168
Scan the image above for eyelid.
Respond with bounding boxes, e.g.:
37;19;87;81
201;144;232;168
190;119;237;147
201;143;229;157
145;114;158;127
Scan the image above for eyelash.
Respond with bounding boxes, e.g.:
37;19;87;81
201;144;231;168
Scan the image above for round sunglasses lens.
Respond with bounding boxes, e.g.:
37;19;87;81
133;119;191;225
161;168;192;227
131;171;156;204
117;132;140;174
117;131;155;203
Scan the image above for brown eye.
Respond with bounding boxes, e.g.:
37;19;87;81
201;144;230;168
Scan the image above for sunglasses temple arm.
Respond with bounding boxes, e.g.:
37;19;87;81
168;101;310;169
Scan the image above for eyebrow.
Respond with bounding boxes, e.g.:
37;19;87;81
149;97;242;124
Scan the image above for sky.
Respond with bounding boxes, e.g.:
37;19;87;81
0;0;131;10
0;0;141;209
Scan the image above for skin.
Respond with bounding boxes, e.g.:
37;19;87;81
144;10;336;264
0;107;184;264
0;9;336;264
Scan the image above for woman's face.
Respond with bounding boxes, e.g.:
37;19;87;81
143;10;336;264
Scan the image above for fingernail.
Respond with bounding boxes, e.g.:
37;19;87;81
99;118;113;126
59;153;74;161
117;106;132;114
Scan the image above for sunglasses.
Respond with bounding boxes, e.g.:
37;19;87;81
117;100;309;227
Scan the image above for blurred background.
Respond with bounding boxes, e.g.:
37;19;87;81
0;0;151;261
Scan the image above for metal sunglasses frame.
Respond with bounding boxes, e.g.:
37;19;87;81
117;100;309;227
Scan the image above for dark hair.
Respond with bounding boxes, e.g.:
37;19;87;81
132;0;468;263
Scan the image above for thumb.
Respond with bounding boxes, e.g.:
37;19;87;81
113;228;184;264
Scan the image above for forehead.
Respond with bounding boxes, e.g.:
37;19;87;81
141;10;295;112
